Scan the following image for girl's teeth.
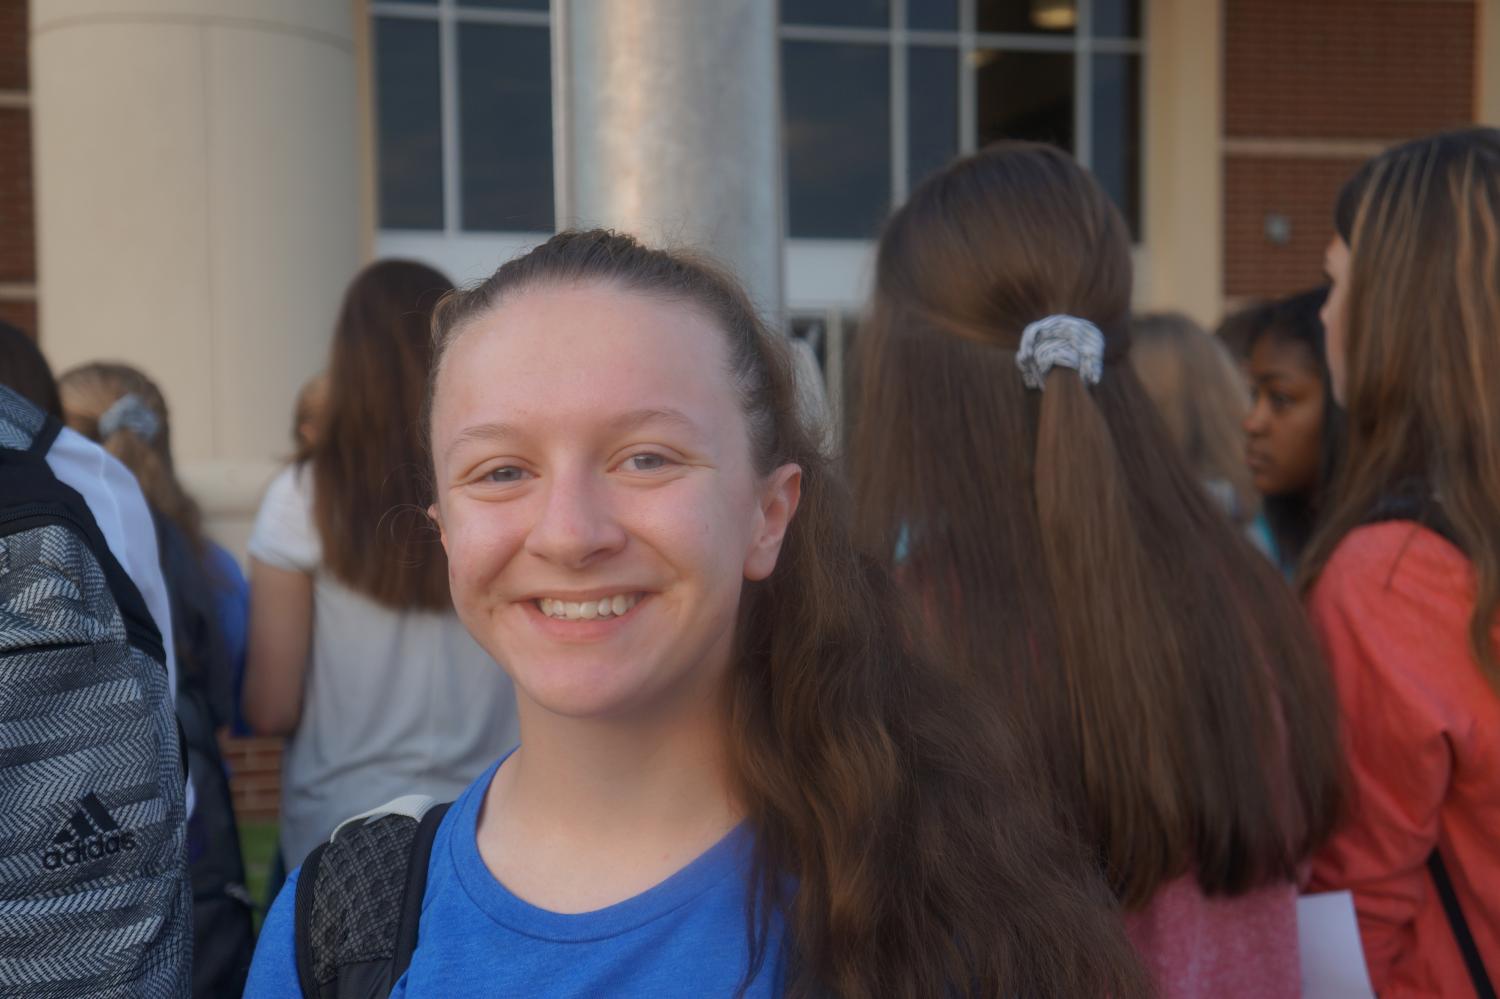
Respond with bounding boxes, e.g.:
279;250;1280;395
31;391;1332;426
538;594;640;620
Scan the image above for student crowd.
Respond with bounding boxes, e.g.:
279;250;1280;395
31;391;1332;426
1;128;1496;998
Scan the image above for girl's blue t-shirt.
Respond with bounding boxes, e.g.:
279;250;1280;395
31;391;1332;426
244;758;784;997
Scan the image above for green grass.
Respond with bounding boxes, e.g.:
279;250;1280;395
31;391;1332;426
238;821;280;931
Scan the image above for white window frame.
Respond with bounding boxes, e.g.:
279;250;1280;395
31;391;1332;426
368;0;1144;310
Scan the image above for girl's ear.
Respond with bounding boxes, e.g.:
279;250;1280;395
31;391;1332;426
427;503;447;549
744;463;802;581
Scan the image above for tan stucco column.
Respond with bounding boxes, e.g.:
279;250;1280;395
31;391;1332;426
1480;0;1500;124
1138;0;1223;327
29;0;363;555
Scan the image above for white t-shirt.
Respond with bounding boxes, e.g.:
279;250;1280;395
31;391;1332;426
248;464;519;867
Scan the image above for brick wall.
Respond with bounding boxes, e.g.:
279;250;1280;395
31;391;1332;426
0;106;35;282
220;735;285;824
0;0;36;337
1222;0;1477;301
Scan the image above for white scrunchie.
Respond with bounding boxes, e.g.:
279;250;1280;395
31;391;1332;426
98;392;162;443
1015;314;1106;390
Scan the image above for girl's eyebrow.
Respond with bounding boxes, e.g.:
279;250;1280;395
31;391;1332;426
445;408;702;460
612;407;700;434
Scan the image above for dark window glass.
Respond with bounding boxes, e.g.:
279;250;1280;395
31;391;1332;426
783;41;891;238
458;23;554;231
908;46;958;190
1093;0;1140;37
977;0;1075;35
458;0;548;9
1092;53;1140;237
975;50;1073;151
374;17;443;230
782;0;889;28
908;0;957;30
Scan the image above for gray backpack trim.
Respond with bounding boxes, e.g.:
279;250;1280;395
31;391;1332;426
294;798;451;999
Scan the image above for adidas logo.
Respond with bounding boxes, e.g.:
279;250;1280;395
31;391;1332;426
40;793;137;870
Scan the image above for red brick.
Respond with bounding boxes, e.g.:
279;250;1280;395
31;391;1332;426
0;297;35;338
1225;0;1475;140
0;106;33;283
0;0;27;92
1224;155;1366;299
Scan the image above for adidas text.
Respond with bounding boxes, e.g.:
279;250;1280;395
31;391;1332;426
41;830;137;870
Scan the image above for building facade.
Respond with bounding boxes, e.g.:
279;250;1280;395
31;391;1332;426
1;0;1496;546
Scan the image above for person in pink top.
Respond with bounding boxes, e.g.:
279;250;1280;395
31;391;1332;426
847;142;1345;998
1302;128;1500;998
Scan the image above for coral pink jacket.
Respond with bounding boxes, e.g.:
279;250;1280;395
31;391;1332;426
1306;522;1500;998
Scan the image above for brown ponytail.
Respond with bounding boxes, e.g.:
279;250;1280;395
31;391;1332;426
852;142;1344;908
57;362;204;554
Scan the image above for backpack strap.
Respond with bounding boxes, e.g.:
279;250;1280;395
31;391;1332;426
294;797;453;999
1428;850;1497;999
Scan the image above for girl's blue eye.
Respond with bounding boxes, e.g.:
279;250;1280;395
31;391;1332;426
486;466;526;483
626;453;667;472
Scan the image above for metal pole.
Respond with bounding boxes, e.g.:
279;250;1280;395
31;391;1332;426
552;0;785;324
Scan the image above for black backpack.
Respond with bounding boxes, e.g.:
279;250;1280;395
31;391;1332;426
0;385;191;997
1365;495;1496;999
154;512;258;998
292;797;451;999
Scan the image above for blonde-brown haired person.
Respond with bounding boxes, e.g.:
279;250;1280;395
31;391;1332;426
848;142;1344;997
243;261;519;892
1128;312;1259;527
1303;128;1500;998
57;361;257;995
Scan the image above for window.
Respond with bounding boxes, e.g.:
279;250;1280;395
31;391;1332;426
371;1;553;233
370;0;1143;245
781;0;1144;240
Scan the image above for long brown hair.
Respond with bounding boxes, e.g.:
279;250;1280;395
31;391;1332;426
850;142;1343;909
427;230;1152;998
1129;311;1258;524
1301;128;1500;689
57;361;204;552
312;259;453;610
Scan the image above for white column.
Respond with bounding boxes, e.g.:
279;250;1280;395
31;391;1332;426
29;0;363;554
1137;0;1223;327
553;0;784;322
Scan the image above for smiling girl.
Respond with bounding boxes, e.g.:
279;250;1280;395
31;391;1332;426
243;230;1149;997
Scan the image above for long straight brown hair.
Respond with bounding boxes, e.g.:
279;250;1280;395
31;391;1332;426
1301;128;1500;689
850;142;1344;909
426;230;1152;998
312;259;453;610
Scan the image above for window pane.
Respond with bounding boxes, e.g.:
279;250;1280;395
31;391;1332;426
458;23;554;232
374;17;443;230
1093;0;1140;37
977;0;1075;35
782;0;889;28
908;0;957;30
1092;53;1140;237
908;47;958;191
783;41;891;238
974;50;1074;152
458;0;548;9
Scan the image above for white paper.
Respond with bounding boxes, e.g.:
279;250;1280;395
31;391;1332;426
1298;891;1376;998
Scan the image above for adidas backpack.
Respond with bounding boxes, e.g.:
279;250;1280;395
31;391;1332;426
0;386;191;997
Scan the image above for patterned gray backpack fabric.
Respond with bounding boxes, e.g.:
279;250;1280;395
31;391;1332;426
0;385;191;997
